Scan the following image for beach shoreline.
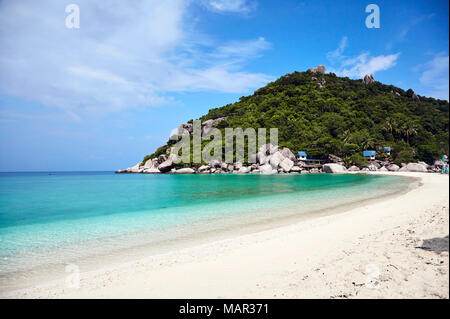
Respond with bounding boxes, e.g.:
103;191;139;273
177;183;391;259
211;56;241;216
2;172;448;299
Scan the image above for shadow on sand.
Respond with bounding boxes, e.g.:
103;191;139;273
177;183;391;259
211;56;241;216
419;235;449;254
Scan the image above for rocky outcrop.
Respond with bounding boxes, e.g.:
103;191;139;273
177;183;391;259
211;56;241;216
308;65;326;74
260;163;276;174
177;123;193;135
174;168;195;174
328;154;343;164
259;143;278;155
348;165;360;172
363;74;374;84
238;166;251;173
201;117;228;137
323;163;347;173
144;167;160;174
269;151;284;169
311;76;326;89
406;162;427;172
198;165;210;173
279;158;294;172
129;163;141;173
158;159;173;173
290;166;302;172
387;164;400;172
412;93;420;102
379;166;388;172
281;148;296;161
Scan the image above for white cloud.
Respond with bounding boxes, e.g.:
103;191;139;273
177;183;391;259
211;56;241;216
418;53;449;100
326;37;400;78
0;0;271;118
206;0;256;13
326;36;347;63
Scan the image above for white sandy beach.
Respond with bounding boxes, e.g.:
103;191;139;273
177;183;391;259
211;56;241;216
2;172;449;299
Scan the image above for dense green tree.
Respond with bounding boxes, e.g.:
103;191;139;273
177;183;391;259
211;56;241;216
144;71;449;165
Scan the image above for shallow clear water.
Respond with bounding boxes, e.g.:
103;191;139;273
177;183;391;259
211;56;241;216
0;171;412;279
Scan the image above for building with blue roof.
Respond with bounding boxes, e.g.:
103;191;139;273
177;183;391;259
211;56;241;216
363;150;376;160
297;151;307;161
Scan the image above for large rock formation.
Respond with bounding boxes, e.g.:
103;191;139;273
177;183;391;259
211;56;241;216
387;164;400;172
323;163;347;173
259;143;278;155
279;158;294;172
363;74;374;84
158;159;173;173
348;165;360;172
308;65;326;74
406;162;427;172
260;163;276;174
174;168;195;174
280;148;296;161
412;92;420;102
177;123;193;135
201;117;228;137
144;167;160;174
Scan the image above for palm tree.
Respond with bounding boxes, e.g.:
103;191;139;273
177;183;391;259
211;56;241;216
383;117;398;138
361;135;376;150
341;129;352;143
401;121;418;145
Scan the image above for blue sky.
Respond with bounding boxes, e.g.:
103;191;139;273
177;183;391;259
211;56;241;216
0;0;448;171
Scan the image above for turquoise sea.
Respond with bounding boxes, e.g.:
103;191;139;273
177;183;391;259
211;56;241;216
0;172;413;290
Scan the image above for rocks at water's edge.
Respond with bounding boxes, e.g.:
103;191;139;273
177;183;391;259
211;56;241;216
323;163;347;174
174;168;195;174
387;164;400;172
116;142;444;175
405;162;427;172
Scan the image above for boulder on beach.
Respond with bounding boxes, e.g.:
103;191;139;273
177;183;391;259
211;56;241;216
323;163;347;173
279;158;294;172
238;166;250;173
158;159;173;173
290;166;301;172
280;148;296;161
260;164;276;174
379;166;388;172
209;159;221;168
259;143;278;155
197;165;210;172
269;151;284;169
257;151;270;165
387;164;400;172
406;163;428;172
129;163;141;173
348;166;360;172
174;168;195;174
144;167;160;174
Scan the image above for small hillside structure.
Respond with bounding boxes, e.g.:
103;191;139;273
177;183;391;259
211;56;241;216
297;151;307;161
363;150;376;160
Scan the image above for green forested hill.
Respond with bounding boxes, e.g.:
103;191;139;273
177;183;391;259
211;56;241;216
146;71;449;166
